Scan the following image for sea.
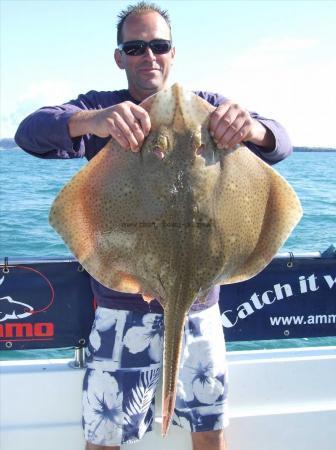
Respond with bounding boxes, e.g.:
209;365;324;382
0;146;335;359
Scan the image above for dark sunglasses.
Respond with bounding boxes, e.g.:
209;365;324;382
118;39;172;56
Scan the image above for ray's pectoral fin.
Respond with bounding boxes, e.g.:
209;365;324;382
49;138;141;291
222;162;303;285
49;139;115;270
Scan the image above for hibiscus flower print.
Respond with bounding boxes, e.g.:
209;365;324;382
88;309;127;354
83;370;124;446
177;339;225;405
123;314;163;363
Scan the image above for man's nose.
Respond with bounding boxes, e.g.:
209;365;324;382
143;46;156;60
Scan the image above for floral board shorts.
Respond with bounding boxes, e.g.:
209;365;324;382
82;303;229;446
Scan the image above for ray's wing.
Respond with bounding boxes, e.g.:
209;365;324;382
212;145;302;285
49;139;147;293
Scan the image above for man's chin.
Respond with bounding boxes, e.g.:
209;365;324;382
141;78;163;90
130;78;167;100
139;72;166;87
139;83;165;98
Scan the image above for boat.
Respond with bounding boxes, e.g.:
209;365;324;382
1;247;335;450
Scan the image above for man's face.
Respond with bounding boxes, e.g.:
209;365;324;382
115;11;175;101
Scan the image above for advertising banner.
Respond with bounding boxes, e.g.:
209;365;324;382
0;254;335;350
220;255;336;341
0;260;95;350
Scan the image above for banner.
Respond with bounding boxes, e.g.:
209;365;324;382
0;253;335;350
220;255;336;341
0;260;95;350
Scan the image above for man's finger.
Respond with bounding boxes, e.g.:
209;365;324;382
221;126;247;149
130;104;151;137
120;111;146;151
105;118;130;149
213;110;240;145
209;102;231;134
111;116;139;151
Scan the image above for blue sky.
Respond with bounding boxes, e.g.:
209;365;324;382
1;0;335;147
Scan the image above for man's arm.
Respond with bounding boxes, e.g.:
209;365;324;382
14;90;151;159
14;91;109;159
242;113;292;165
14;104;86;159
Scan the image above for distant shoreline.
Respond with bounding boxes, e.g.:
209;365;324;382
294;147;336;152
0;138;335;152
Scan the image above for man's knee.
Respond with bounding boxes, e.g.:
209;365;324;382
191;429;226;450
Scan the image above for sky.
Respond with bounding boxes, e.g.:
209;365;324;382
1;0;336;147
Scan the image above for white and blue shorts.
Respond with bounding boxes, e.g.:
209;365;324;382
82;303;229;446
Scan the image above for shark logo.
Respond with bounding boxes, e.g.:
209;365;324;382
0;269;57;344
0;275;34;322
0;296;34;322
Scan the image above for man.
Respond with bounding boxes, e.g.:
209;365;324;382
15;2;292;449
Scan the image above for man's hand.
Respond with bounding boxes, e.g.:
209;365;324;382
69;102;151;152
209;100;275;151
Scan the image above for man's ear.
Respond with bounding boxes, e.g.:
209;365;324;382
114;49;125;69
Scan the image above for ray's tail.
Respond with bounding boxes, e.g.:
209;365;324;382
161;303;188;436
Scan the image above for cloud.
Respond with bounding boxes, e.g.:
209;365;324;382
183;36;335;147
231;36;317;69
1;80;73;138
17;80;73;104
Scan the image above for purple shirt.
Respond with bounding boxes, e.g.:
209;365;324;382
15;89;292;313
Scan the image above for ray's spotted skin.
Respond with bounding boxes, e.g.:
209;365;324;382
49;84;302;436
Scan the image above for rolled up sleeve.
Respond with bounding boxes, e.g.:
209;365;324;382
15;104;86;159
246;116;293;165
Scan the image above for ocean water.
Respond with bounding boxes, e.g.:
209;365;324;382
0;148;335;358
1;148;335;256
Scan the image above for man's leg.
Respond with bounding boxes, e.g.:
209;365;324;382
83;307;164;449
173;304;229;448
191;429;227;450
86;444;120;450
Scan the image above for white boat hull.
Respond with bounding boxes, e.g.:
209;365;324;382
1;346;336;450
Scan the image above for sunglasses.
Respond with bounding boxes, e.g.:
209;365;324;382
118;39;172;56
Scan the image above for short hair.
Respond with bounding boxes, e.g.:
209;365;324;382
117;1;171;45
